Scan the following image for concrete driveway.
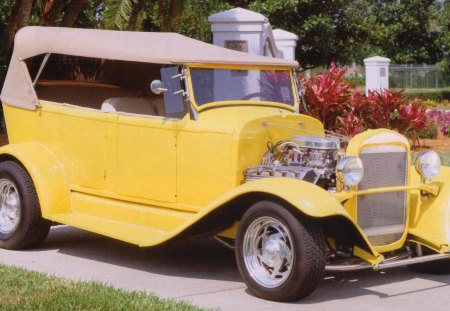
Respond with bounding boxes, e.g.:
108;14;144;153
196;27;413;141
1;226;449;310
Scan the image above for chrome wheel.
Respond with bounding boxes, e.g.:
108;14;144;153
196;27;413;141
0;179;21;235
243;216;294;288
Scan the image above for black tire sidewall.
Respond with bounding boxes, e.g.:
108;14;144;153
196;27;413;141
0;162;35;244
236;201;324;301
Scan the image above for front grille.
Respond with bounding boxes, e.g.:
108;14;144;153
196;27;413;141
357;150;408;246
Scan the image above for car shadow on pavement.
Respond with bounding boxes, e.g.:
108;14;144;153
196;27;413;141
36;225;241;282
32;226;450;302
296;266;450;304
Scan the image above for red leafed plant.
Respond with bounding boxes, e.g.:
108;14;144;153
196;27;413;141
301;63;429;142
366;89;407;129
337;113;363;137
303;62;350;131
397;98;428;147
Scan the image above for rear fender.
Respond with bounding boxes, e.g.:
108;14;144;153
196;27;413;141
0;142;70;217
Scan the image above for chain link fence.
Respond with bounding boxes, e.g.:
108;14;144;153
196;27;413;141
390;64;449;89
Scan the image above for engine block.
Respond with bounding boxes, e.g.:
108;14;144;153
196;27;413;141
244;136;340;188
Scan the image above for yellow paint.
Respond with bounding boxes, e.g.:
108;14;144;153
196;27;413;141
217;221;239;239
344;129;413;253
408;166;450;253
353;246;383;265
0;142;70;217
1;66;449;266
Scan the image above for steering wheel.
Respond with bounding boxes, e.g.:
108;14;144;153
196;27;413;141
240;92;269;101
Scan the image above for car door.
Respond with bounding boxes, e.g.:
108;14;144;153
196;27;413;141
115;67;186;203
115;115;179;203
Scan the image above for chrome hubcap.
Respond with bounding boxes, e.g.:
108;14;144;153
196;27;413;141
243;216;294;288
0;179;21;234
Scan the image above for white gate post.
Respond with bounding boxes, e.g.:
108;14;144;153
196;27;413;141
364;56;391;95
208;8;299;101
208;8;271;101
273;29;298;61
208;7;268;56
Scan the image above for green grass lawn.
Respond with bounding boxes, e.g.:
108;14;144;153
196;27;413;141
439;151;450;166
0;264;211;311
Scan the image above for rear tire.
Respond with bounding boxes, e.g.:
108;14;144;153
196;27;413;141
235;201;325;302
0;161;50;250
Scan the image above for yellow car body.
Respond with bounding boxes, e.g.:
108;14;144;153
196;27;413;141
1;26;449;301
3;101;450;263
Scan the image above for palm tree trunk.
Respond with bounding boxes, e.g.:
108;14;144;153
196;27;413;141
158;0;184;32
60;0;87;27
3;0;34;58
128;0;144;31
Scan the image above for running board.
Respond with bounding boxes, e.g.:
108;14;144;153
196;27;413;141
326;253;450;272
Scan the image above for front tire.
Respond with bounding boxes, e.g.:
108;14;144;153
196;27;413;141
236;201;325;302
0;161;50;250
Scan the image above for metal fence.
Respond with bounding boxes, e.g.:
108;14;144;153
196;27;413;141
389;64;448;89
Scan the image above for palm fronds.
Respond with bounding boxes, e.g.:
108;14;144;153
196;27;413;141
103;0;136;30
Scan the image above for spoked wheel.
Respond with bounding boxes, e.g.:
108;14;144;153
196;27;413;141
0;179;21;236
242;216;294;288
0;161;50;250
236;201;325;302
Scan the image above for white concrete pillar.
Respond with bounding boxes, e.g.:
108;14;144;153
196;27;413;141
273;29;298;61
208;7;268;56
208;8;269;101
364;56;391;95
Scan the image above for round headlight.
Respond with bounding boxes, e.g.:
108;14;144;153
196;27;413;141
337;156;364;187
415;151;441;180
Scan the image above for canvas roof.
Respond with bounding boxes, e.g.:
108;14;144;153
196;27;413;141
14;26;298;66
1;27;298;110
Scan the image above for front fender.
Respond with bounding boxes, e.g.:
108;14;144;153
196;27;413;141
409;166;450;253
0;142;70;217
202;178;380;261
209;177;348;218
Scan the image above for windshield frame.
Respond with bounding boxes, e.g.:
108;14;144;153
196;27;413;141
186;64;298;112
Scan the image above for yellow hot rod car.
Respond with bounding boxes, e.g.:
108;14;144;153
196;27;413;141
0;27;449;302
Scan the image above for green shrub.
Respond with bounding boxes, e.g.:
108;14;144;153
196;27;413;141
422;99;438;107
345;76;365;87
401;88;450;102
405;122;438;139
419;122;438;139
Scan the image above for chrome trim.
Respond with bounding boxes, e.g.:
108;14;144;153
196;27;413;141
357;150;408;246
326;253;450;272
213;236;235;250
0;179;21;235
243;216;294;288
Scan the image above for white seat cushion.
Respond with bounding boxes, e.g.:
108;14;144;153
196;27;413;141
151;98;165;116
101;97;156;115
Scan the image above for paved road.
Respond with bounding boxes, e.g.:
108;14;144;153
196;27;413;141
1;226;449;310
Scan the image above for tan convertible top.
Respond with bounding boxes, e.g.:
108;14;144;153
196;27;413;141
1;27;298;110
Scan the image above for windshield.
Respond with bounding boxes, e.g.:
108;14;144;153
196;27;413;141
190;68;295;107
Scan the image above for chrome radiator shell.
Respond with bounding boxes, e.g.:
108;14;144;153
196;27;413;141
357;147;408;246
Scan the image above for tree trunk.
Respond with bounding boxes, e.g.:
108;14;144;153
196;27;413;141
2;0;34;58
60;0;87;27
128;0;144;31
38;0;65;26
158;0;184;32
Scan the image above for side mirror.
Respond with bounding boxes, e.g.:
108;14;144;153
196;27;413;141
150;80;167;95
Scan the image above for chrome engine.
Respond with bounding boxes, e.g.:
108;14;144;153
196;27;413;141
244;136;340;189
